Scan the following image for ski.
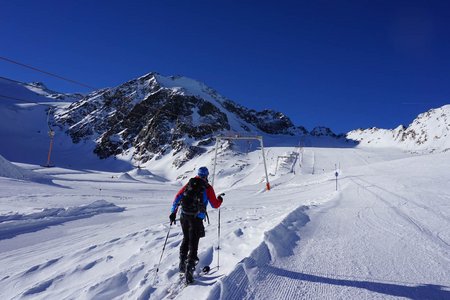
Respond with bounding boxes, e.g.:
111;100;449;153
166;266;211;298
166;274;185;299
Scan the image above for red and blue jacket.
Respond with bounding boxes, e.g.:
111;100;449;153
171;176;222;219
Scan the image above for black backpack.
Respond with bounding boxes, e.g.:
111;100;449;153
181;177;207;215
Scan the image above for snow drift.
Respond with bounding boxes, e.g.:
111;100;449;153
0;200;125;240
0;154;50;183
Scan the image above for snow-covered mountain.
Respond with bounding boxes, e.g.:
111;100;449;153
347;105;450;153
0;76;83;103
2;73;449;175
52;73;339;167
23;81;84;102
0;74;347;183
1;75;450;300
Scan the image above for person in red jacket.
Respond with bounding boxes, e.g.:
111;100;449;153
169;166;223;284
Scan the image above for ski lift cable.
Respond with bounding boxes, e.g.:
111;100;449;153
0;55;97;90
0;75;81;100
1;68;209;130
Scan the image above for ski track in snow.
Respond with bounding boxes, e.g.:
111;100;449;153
1;148;450;299
206;153;450;300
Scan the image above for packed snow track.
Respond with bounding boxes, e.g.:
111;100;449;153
0;148;449;300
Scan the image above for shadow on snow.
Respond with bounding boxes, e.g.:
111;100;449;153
268;265;449;300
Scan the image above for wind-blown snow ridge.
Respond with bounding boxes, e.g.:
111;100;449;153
207;206;310;299
0;200;125;240
0;154;51;184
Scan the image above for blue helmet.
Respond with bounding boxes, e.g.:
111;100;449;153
198;166;209;178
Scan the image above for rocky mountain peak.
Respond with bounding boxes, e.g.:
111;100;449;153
310;126;336;137
53;72;312;167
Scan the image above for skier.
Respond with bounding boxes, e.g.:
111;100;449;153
169;166;223;284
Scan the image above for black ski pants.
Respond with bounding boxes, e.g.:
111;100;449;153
180;213;204;264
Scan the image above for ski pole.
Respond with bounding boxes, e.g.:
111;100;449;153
216;193;225;270
153;223;172;285
217;208;221;270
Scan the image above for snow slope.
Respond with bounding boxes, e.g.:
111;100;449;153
1;145;449;299
0;154;51;183
210;151;450;300
0;78;135;171
1;75;350;179
1;75;449;299
347;105;450;153
0;200;125;240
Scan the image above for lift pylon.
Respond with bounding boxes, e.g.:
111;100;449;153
211;134;270;191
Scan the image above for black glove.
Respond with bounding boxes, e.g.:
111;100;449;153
217;193;225;202
169;212;176;225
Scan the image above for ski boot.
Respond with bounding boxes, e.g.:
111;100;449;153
179;255;187;274
185;260;196;285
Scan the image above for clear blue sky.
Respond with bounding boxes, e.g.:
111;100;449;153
1;0;449;133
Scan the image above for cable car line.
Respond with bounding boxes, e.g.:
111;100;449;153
0;55;97;90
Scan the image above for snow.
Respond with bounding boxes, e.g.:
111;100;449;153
0;77;82;103
1;146;449;299
0;154;49;182
1;77;450;299
0;200;124;240
211;152;450;299
347;105;450;153
151;73;267;135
